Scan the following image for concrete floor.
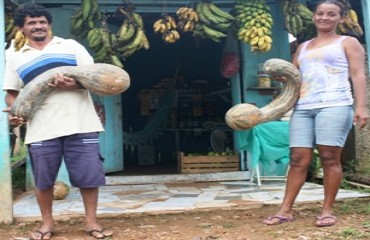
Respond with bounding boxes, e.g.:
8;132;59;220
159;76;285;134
13;179;370;222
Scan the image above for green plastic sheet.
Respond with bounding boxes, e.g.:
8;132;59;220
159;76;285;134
237;121;290;171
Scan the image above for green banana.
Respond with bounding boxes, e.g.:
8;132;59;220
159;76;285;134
116;28;143;53
196;3;212;26
117;21;136;44
94;45;108;62
110;54;124;68
213;22;232;32
201;2;229;25
290;15;303;37
131;13;144;29
202;24;227;39
296;3;313;21
208;2;234;21
100;27;112;51
81;0;91;22
88;28;102;48
5;18;14;34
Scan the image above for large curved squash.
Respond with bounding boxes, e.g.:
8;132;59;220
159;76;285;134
11;63;130;121
225;58;300;130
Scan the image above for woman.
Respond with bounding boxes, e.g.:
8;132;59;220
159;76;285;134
263;0;368;227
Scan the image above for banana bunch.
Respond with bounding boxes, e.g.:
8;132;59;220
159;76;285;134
176;6;199;32
70;0;101;40
115;10;150;58
5;14;18;48
193;1;234;43
234;0;273;53
281;0;315;42
153;14;181;44
13;31;29;51
337;9;364;38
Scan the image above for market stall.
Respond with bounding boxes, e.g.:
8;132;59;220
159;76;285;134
2;0;367;187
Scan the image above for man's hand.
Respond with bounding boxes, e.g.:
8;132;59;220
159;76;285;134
48;73;81;90
2;107;25;126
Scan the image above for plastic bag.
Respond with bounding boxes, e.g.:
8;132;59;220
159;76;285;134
220;52;240;78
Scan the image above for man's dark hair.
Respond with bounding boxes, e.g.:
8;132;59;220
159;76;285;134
14;4;53;27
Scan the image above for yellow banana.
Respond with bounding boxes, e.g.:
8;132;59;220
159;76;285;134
348;9;358;23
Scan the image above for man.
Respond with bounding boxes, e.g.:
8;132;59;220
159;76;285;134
3;4;113;239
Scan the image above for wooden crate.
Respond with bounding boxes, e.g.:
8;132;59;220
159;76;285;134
178;152;240;174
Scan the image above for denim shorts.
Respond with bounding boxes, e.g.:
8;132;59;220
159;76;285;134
289;106;353;148
28;132;106;190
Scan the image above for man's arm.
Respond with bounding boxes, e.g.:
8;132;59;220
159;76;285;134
3;90;25;126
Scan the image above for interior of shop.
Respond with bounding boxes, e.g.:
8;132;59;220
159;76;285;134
106;13;236;176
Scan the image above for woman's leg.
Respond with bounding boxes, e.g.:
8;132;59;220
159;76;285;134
263;147;313;225
315;145;343;226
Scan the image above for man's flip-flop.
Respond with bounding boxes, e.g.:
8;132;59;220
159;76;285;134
316;215;336;227
87;228;113;239
263;215;294;225
30;230;54;240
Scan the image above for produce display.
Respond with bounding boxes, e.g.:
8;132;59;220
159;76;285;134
3;0;366;60
71;0;149;68
153;14;181;43
281;0;315;43
176;6;199;33
193;1;234;42
336;2;363;38
234;0;273;53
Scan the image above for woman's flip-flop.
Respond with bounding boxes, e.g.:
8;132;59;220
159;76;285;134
315;215;336;227
263;215;294;225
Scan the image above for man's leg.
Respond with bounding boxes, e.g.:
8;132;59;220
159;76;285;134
30;187;54;240
80;187;113;238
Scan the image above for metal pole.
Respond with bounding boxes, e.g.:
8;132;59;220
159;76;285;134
362;0;370;74
0;0;14;223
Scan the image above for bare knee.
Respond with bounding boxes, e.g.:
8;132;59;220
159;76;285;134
320;152;341;168
290;152;311;169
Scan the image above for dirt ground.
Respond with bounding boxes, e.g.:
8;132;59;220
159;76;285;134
1;197;370;240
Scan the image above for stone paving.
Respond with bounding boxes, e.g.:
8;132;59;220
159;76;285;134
13;180;370;221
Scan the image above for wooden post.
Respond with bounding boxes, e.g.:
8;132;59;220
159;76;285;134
0;0;13;223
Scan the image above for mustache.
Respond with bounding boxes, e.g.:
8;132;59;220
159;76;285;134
31;28;47;33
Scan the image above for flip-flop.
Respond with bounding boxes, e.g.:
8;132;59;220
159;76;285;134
86;228;113;239
263;215;294;225
315;215;336;227
30;230;54;240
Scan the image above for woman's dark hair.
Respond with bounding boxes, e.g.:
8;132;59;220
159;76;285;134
314;0;346;16
14;4;53;27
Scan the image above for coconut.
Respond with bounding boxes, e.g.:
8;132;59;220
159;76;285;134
53;181;70;200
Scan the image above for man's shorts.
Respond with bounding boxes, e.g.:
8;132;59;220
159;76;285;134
28;132;106;190
289;106;353;148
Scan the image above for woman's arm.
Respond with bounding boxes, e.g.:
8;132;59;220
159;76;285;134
343;36;369;129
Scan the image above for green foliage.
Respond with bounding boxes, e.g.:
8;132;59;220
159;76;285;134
10;140;27;163
335;227;370;239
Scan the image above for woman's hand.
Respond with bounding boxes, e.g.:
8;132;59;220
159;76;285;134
48;73;82;90
354;107;369;129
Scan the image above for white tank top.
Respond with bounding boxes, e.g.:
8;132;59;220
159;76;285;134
296;36;353;109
